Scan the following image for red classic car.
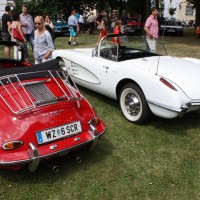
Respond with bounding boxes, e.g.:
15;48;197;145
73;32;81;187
0;42;106;172
125;17;143;35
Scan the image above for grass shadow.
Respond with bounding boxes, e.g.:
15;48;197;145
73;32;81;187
0;136;113;182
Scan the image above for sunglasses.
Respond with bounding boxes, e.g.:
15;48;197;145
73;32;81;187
35;23;41;25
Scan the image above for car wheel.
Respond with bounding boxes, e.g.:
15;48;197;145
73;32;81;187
119;83;151;124
58;59;67;72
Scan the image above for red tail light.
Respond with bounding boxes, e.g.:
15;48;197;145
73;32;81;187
160;78;177;91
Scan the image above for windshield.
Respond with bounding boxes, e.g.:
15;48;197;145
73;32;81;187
98;35;167;62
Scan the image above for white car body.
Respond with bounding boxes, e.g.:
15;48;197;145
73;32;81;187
53;35;200;124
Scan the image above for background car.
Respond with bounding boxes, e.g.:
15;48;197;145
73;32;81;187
53;34;200;124
125;17;143;35
53;19;69;37
0;58;106;172
160;19;184;36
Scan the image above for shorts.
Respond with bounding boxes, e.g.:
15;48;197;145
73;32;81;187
69;26;77;37
1;31;11;42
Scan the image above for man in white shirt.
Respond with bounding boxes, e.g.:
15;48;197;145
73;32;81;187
20;5;34;52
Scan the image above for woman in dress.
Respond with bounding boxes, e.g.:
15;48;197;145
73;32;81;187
33;16;55;64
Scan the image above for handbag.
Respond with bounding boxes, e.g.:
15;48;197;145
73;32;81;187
13;27;24;42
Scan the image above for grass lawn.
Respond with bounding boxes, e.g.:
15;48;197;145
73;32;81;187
1;29;200;200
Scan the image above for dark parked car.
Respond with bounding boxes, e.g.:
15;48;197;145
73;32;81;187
125;17;143;35
160;20;183;36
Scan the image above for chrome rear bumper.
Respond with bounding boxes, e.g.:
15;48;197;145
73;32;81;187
0;127;106;172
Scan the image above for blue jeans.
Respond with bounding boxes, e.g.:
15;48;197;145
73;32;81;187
25;33;34;51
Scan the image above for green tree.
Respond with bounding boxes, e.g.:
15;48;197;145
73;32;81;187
13;0;151;24
169;7;176;17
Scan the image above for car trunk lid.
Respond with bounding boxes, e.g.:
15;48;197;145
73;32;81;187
0;69;82;115
157;56;200;99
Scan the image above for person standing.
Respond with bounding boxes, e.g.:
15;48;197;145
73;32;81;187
68;10;79;46
96;18;107;45
110;11;118;33
144;7;159;52
1;5;12;58
44;15;55;44
33;16;55;64
87;13;96;35
8;13;27;60
20;5;34;52
112;20;122;44
96;10;105;27
78;11;85;32
120;10;129;34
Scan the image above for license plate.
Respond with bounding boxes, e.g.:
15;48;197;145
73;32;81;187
36;121;82;144
167;30;175;32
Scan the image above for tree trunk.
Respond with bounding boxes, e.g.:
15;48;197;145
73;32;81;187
141;0;151;25
155;0;159;10
195;0;200;27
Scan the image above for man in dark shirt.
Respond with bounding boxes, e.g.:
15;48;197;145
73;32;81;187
1;5;12;58
120;10;129;34
96;10;105;26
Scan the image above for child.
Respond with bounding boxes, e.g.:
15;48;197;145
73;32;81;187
96;18;107;45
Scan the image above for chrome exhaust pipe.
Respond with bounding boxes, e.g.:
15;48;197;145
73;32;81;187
51;165;60;173
76;157;82;164
43;161;60;173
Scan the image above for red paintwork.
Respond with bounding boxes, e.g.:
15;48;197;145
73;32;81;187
0;60;31;68
127;17;142;28
195;26;200;37
0;63;106;171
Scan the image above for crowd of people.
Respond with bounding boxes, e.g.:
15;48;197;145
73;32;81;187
1;4;158;63
1;4;55;64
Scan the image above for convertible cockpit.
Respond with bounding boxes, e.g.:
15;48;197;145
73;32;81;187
98;34;160;62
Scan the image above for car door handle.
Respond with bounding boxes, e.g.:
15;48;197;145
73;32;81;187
102;66;109;70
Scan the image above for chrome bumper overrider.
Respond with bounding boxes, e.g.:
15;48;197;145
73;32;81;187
0;127;106;172
148;100;190;113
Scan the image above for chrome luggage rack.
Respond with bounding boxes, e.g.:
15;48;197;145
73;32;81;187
0;69;82;114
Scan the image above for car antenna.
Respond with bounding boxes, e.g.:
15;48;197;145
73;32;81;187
156;19;169;75
161;19;168;55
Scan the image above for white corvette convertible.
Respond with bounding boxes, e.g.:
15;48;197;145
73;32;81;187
53;34;200;124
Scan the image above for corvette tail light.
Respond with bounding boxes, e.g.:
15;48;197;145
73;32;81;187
88;117;100;126
2;141;23;150
160;78;177;91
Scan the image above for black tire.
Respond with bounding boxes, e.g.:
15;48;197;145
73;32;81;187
119;83;151;124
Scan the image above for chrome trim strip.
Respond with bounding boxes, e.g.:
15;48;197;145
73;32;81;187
191;102;200;106
0;129;106;166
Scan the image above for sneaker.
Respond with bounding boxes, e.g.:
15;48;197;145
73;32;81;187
68;41;71;45
73;42;76;46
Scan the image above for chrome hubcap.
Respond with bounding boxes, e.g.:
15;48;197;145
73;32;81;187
125;93;140;116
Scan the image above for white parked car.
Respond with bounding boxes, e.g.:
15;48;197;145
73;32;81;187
53;34;200;124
